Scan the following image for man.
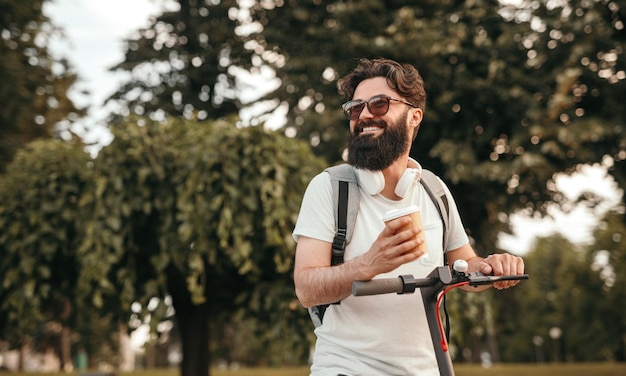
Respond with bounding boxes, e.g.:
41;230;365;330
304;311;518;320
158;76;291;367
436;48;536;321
293;58;524;375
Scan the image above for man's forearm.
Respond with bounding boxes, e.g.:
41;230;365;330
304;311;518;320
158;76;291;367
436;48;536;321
295;258;367;308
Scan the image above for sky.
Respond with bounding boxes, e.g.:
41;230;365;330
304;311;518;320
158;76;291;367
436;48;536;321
498;165;622;253
43;0;623;257
45;0;169;152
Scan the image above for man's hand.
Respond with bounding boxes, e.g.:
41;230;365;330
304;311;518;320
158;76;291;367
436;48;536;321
357;215;426;279
475;253;525;290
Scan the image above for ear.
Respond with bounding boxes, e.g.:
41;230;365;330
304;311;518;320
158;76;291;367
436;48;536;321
408;108;423;137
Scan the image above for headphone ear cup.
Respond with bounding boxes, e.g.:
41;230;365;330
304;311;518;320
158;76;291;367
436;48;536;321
356;158;422;197
355;168;385;195
394;167;421;198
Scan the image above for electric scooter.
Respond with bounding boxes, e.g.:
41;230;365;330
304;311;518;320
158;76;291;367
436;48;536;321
352;260;529;376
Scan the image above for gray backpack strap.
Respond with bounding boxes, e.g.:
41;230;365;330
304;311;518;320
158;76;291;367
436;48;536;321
419;169;450;254
325;164;360;261
308;164;360;327
419;169;454;340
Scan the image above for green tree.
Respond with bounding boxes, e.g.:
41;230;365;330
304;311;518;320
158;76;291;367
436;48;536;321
587;210;626;361
0;0;83;172
251;0;626;249
491;224;626;362
490;234;587;362
0;139;93;370
109;0;626;245
105;0;626;363
504;0;626;217
78;117;324;375
107;0;251;122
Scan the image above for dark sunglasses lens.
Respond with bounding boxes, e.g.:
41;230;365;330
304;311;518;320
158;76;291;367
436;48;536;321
345;102;365;120
369;97;390;116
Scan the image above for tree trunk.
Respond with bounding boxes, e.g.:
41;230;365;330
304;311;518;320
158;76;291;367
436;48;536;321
60;325;72;371
58;297;73;371
177;301;211;376
484;296;500;363
144;342;156;369
167;264;211;376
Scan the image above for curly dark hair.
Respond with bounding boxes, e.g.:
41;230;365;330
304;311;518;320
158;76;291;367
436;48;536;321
338;58;427;111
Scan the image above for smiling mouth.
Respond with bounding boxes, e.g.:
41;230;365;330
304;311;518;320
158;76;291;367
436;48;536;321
354;119;387;136
356;122;385;135
360;126;381;133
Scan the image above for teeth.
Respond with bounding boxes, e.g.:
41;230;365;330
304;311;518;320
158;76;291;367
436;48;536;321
361;127;380;132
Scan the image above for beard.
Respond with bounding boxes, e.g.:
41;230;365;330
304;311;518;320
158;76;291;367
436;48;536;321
347;112;410;171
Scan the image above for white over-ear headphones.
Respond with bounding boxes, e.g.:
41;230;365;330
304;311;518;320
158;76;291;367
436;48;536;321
355;158;422;198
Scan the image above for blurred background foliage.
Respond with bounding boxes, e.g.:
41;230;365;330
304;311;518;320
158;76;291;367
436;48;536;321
1;0;625;374
0;0;84;174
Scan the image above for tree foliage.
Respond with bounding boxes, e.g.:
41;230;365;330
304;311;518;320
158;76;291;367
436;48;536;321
109;0;626;253
0;117;324;372
0;139;93;368
107;0;250;122
3;0;626;369
98;0;626;365
77;117;323;374
250;0;626;250
0;0;83;172
490;209;626;362
584;210;626;361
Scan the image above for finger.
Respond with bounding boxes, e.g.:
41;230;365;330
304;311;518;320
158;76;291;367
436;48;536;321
485;254;503;276
487;254;513;275
395;236;426;259
500;254;524;276
478;259;492;275
489;254;524;289
484;255;505;288
384;216;412;235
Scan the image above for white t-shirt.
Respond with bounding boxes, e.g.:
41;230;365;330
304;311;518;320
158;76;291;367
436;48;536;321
293;169;469;376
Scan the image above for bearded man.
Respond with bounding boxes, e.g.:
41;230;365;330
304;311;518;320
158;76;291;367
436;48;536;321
292;58;524;376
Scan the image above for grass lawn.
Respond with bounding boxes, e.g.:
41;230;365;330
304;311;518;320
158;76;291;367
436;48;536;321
132;363;626;376
455;363;626;376
2;363;625;376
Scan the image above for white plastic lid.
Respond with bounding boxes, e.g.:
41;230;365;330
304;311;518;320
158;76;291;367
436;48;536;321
382;205;420;222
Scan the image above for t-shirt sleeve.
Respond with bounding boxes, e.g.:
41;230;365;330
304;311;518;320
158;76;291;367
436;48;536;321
292;172;336;244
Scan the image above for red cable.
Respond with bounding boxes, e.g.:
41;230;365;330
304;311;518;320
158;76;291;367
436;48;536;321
435;282;469;352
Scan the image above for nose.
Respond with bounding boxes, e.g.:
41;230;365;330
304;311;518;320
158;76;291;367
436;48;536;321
357;104;374;120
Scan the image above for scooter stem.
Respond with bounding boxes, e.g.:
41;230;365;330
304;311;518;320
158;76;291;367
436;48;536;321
421;266;455;376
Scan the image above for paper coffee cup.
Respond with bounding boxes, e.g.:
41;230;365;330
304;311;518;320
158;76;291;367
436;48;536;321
383;205;428;256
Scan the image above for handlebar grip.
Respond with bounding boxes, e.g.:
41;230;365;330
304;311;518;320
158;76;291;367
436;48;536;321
467;273;530;286
352;277;404;296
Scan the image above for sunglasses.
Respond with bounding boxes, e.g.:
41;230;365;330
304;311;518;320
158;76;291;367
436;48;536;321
341;95;417;120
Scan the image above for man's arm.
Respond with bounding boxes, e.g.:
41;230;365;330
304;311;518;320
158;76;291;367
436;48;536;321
447;243;525;292
293;236;363;308
294;216;426;308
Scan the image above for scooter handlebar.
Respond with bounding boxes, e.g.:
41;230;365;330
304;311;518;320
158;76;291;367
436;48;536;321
352;272;529;296
352;277;404;296
352;275;437;296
